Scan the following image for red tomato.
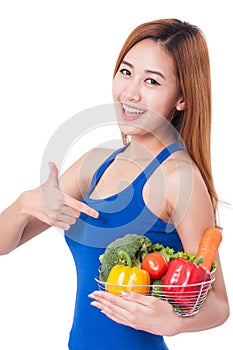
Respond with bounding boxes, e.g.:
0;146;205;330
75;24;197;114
141;252;168;280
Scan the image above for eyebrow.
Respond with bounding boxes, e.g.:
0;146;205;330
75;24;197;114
121;60;166;80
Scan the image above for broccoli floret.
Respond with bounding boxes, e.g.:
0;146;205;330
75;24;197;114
99;233;152;281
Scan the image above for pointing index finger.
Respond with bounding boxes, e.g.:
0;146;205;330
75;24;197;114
80;201;99;218
65;194;99;218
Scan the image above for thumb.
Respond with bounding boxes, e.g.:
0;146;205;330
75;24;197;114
47;162;59;187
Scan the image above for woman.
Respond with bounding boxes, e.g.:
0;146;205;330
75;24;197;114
0;19;229;349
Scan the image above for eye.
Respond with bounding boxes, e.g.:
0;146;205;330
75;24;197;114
119;68;131;76
146;78;161;86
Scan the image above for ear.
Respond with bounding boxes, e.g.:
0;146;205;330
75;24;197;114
176;97;185;111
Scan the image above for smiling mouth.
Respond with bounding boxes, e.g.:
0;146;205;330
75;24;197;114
121;103;146;120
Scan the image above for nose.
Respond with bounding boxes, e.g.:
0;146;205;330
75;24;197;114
122;80;141;102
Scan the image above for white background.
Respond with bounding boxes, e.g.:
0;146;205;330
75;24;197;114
0;0;232;349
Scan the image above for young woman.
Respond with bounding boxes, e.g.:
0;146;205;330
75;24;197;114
0;19;229;349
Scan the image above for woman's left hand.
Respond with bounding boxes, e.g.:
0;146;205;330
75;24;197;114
88;291;181;336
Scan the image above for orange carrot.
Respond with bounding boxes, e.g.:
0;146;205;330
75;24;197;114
196;227;222;271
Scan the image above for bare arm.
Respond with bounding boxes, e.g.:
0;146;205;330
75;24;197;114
0;196;41;254
169;165;229;332
0;148;113;254
0;161;97;254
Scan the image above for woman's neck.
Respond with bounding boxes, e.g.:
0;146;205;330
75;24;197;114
118;140;160;166
124;133;177;161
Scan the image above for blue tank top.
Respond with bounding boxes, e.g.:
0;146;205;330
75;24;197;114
65;142;183;350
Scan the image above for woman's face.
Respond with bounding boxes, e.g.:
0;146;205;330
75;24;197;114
112;39;184;139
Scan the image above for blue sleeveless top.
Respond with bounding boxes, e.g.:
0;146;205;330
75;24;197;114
65;142;183;350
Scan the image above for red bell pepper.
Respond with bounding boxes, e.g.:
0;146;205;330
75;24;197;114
162;257;211;309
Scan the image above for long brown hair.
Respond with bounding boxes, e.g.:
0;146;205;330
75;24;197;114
113;18;218;221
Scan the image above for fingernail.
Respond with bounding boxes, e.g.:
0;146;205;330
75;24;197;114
88;293;94;298
90;301;98;307
121;291;130;297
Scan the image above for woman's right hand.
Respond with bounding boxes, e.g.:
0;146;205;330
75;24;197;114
22;162;99;230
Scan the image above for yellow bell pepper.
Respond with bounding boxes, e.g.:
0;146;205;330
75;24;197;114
106;265;150;295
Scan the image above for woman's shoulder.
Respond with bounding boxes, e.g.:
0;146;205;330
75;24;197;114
164;149;206;188
162;149;215;230
160;148;208;201
78;146;118;183
81;146;117;170
61;147;117;198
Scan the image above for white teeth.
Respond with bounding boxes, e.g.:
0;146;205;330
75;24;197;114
122;104;145;114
